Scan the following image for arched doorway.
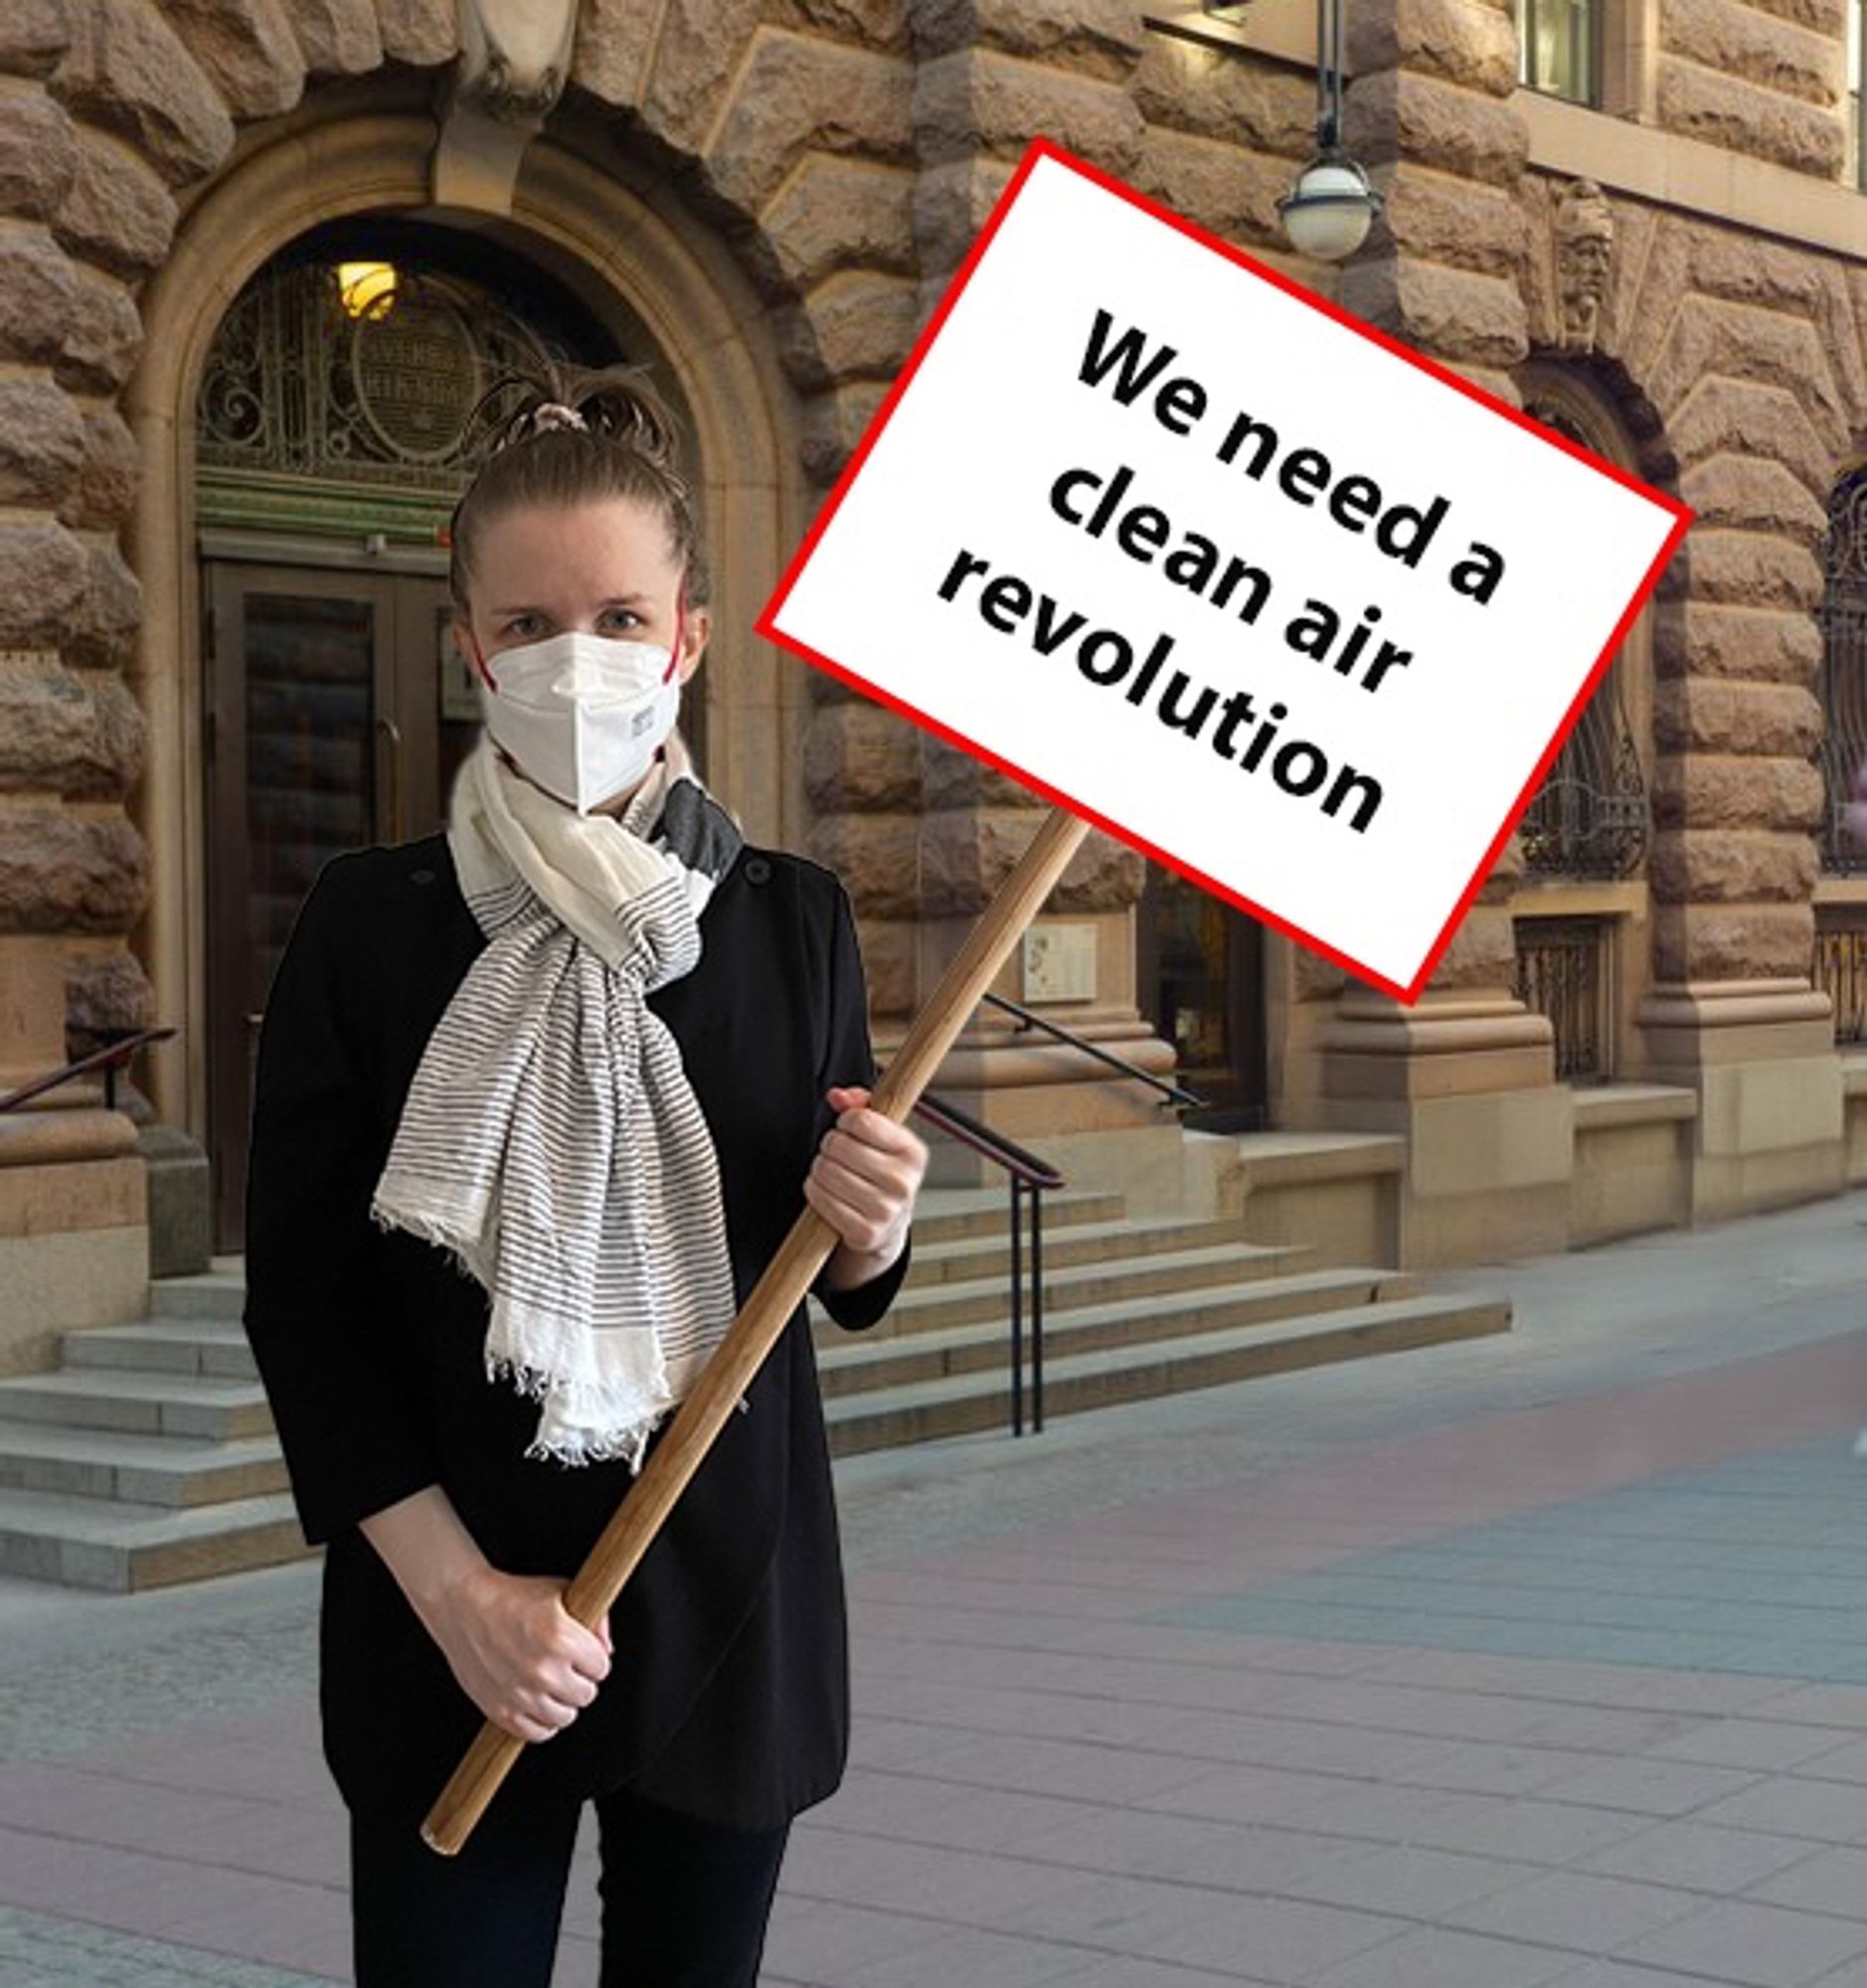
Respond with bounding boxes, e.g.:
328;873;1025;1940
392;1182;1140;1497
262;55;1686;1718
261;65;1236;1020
128;109;812;1260
194;217;665;1249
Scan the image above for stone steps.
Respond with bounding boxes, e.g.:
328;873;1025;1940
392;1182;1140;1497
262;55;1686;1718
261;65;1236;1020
824;1291;1513;1457
0;1188;1510;1590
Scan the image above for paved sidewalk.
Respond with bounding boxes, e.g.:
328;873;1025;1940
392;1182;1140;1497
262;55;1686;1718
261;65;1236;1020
6;1192;1867;1984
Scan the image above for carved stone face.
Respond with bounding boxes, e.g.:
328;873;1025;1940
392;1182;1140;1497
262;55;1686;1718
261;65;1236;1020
1555;182;1613;345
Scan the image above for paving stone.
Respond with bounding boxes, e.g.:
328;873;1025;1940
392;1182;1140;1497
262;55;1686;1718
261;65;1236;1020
1574;1819;1824;1893
1441;1869;1704;1949
1616;1899;1867;1986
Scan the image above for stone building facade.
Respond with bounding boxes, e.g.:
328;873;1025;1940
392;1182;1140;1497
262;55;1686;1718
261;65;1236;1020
1;0;1863;1366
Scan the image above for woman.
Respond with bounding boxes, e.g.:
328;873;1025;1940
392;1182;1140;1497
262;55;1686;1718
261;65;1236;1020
242;363;927;1986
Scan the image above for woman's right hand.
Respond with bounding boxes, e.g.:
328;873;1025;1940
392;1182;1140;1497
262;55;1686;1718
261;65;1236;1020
418;1566;613;1745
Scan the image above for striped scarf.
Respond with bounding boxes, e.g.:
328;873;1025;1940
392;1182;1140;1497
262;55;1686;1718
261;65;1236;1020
369;730;745;1470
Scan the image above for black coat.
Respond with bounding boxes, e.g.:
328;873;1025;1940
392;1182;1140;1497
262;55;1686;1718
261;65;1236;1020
241;830;911;1831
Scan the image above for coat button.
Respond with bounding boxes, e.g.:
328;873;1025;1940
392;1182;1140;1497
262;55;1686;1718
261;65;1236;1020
411;867;435;886
744;856;771;885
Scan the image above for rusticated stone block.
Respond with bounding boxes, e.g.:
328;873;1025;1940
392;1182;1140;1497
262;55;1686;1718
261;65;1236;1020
1653;899;1812;979
1652;753;1824;830
920;807;1144;917
1653;600;1821;684
1654;678;1821;756
919;738;1035;810
915;46;1144;175
1428;900;1517;991
50;0;235;188
571;0;655;106
913;154;1017;278
1680;455;1826;549
1293;943;1349;1000
775;271;922;392
0;807;147;933
641;0;762;156
910;0;1146;81
0;660;143;800
1647;300;1848;455
1672;529;1822;612
1378;168;1526;280
1133;126;1293;254
54;124;179;280
0;0;71;80
1743;0;1844;32
851;912;915;1015
775;0;911;51
61;407;139;532
67;947;154;1038
1655;54;1842;176
0;379;85;511
162;0;305;120
374;0;455;67
1335;257;1527;367
752;156;916;296
0;235;79;369
803;703;923;812
807;811;922;916
288;0;382;77
1650;827;1816;903
799;380;890;485
55;263;142;397
64;670;145;800
1688;224;1827;317
1668;377;1831;499
65;541;141;672
0;654;94;790
1130;38;1313;157
701;32;913;221
68;944;155;1033
0;523;87;645
1345;69;1529;187
1347;0;1520;97
1661;0;1841;109
0;88;77;220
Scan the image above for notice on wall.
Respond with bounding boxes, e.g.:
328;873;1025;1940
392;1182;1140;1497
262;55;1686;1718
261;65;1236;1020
758;139;1690;1001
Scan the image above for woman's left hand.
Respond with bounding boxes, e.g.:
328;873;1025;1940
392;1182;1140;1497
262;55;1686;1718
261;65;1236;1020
806;1084;927;1287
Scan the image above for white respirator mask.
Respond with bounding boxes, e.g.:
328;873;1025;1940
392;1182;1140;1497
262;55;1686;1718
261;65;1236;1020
470;590;686;816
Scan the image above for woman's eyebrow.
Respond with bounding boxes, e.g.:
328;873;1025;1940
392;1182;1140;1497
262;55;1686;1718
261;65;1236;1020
491;593;654;614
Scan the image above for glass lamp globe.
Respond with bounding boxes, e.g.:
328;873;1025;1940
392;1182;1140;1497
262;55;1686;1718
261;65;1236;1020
1277;158;1384;261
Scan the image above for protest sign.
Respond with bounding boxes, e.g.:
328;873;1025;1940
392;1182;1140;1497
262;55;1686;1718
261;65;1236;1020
758;138;1691;1001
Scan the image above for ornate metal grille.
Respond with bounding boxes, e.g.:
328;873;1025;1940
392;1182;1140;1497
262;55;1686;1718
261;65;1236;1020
1517;398;1650;879
1818;469;1867;873
1514;915;1612;1080
198;258;590;538
1813;917;1867;1042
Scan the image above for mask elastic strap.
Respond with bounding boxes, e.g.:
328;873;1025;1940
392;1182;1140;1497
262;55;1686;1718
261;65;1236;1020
665;576;686;686
469;627;498;694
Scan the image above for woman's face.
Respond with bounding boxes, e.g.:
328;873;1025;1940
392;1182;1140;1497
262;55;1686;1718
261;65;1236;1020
454;495;710;814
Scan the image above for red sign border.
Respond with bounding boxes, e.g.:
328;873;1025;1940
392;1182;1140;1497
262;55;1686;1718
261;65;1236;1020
754;135;1694;1005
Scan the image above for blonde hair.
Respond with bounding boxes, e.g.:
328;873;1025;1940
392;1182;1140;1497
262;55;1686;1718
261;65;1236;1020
447;359;709;613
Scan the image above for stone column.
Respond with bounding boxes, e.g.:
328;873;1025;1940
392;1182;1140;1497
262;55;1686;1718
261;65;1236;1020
1294;0;1573;1264
793;0;1187;1204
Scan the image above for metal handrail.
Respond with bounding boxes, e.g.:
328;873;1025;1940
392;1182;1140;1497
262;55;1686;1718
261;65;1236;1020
981;991;1206;1110
909;1087;1060;1436
0;1026;177;1116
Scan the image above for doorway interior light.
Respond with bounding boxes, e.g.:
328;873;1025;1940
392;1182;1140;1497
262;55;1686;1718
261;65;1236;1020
337;260;400;319
1277;0;1383;260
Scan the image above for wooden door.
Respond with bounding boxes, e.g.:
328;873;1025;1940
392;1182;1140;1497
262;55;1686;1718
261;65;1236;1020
204;564;454;1252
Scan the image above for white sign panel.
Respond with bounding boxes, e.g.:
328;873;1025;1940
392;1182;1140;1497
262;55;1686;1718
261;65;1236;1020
760;141;1689;1000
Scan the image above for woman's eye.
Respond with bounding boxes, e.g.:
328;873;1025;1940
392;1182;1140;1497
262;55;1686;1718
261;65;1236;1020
600;610;640;632
503;615;541;638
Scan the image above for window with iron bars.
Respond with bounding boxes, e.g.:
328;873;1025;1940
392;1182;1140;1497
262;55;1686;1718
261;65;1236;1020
1819;469;1867;873
1813;915;1867;1044
1513;916;1615;1082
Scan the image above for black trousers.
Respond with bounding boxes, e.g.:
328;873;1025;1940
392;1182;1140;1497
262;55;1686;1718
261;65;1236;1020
349;1779;791;1987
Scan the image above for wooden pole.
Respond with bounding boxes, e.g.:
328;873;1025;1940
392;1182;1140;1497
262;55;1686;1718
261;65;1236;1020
422;806;1092;1856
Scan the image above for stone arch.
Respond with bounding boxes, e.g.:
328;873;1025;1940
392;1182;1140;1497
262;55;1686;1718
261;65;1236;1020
125;92;807;1140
